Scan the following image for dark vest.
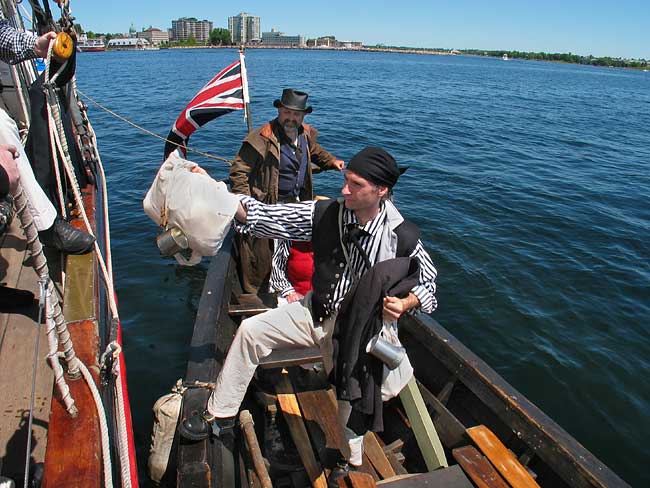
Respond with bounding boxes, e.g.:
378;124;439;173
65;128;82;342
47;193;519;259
310;199;420;323
278;134;308;199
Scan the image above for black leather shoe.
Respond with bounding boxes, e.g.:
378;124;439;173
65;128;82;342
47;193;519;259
180;411;235;441
38;218;95;255
327;460;354;488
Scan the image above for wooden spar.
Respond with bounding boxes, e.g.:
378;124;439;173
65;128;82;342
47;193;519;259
239;410;272;488
239;48;253;133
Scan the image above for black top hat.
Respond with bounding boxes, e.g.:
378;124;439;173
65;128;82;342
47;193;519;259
273;88;313;113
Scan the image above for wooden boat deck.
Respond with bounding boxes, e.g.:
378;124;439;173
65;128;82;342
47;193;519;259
0;220;53;480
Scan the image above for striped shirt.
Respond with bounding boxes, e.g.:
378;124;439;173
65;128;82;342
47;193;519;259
237;195;438;315
0;20;38;65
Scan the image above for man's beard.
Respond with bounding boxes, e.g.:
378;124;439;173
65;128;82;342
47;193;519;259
281;121;299;139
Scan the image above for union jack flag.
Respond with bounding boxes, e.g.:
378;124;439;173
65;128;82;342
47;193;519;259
164;57;249;158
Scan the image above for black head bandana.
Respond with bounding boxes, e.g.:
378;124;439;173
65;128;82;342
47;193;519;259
346;147;407;189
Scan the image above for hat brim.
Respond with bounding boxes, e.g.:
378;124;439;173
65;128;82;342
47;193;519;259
273;99;313;113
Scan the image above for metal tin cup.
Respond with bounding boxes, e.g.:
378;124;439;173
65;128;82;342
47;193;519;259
366;336;406;370
156;227;189;256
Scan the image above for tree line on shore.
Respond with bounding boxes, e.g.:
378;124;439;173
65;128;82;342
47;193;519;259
460;49;648;69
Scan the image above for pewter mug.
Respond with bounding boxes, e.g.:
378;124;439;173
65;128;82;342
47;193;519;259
156;227;189;256
366;336;406;370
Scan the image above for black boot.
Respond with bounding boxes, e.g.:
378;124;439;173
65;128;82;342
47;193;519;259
0;285;35;309
180;411;235;441
38;218;95;255
327;459;353;488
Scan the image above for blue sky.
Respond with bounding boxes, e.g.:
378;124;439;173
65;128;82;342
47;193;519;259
68;0;648;59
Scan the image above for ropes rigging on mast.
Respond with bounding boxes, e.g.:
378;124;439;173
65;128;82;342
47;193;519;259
77;89;235;165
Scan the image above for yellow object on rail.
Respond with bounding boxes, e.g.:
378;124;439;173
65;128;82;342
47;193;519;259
52;32;74;62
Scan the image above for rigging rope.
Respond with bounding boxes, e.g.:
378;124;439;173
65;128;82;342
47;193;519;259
44;44;136;487
76;88;235;165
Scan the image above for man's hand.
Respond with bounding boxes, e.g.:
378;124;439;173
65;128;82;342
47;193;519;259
382;293;420;321
190;165;208;176
0;144;20;194
34;32;57;58
286;292;304;304
332;159;345;171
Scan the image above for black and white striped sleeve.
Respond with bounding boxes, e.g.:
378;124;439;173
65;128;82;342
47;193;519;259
409;240;438;314
235;195;315;241
0;20;38;65
269;239;294;297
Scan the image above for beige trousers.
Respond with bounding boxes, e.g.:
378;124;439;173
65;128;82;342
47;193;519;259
207;295;334;417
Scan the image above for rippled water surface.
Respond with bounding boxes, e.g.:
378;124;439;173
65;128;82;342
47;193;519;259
76;49;649;486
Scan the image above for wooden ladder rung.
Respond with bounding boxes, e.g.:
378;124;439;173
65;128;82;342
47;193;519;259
259;347;323;369
466;425;540;488
229;293;274;316
452;445;509;488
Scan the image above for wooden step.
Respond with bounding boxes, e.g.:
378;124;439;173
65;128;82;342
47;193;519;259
276;370;328;488
228;293;273;317
467;425;540;488
259;346;323;369
452;445;509;488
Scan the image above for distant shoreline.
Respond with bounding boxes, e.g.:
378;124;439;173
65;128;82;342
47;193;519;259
156;44;649;70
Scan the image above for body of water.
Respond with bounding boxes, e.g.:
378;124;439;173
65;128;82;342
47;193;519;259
75;48;649;486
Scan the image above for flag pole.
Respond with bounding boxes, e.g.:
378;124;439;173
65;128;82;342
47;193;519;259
239;47;253;134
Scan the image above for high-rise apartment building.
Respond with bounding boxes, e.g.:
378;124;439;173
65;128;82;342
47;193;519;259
228;12;261;44
171;17;213;43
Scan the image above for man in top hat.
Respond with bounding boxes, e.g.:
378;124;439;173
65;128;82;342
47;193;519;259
229;88;344;293
183;147;437;485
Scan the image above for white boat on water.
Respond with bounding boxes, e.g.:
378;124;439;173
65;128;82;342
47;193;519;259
502;53;509;61
77;34;106;52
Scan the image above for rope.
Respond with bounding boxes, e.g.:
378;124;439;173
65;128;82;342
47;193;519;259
76;88;234;165
105;342;133;488
65;352;114;488
13;184;79;414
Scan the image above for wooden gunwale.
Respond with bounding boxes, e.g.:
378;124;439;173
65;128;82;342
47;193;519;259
398;314;629;487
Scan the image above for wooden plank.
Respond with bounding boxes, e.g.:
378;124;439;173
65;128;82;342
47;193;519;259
363;433;396;479
398;376;448;470
452;445;510;488
295;387;350;458
276;370;327;488
467;425;541;488
228;293;273;316
42;319;103;487
259;346;323;369
338;471;377;488
377;465;473;487
179;232;238;488
0;225;52;481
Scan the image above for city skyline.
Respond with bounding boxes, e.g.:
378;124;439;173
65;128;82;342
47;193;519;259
70;0;649;59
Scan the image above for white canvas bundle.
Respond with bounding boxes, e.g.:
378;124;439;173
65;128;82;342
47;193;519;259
143;150;239;265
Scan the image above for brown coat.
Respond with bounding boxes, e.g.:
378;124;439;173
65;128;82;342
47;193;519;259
229;119;338;292
229;119;338;203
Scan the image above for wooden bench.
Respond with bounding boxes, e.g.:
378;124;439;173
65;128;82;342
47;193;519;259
228;293;275;316
259;346;323;369
466;425;540;488
452;445;509;488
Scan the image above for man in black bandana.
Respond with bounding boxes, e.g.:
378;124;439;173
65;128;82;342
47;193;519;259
183;147;437;485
